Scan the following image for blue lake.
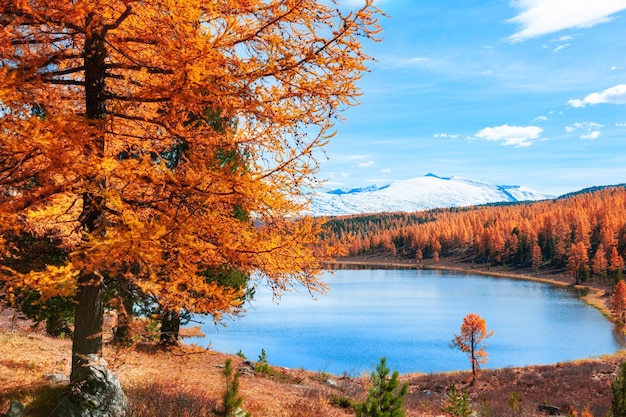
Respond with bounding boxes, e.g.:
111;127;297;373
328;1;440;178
190;268;625;375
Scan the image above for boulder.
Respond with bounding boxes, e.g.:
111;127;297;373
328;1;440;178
44;373;70;384
4;401;25;417
537;404;561;415
56;355;127;417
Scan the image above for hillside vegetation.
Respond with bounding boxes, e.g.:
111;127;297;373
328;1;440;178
1;313;625;417
322;187;626;286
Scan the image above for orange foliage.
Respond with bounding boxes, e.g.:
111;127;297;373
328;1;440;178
325;187;626;284
451;313;494;378
0;0;381;380
611;280;626;322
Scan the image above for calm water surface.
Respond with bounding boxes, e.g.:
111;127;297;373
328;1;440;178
190;269;625;375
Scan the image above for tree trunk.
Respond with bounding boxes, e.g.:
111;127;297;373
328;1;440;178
70;16;108;383
160;309;181;346
45;312;70;338
70;273;104;382
113;287;135;345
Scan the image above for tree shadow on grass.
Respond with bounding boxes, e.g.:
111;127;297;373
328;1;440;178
1;384;68;417
125;382;219;417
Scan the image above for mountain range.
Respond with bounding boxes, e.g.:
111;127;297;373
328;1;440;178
307;173;555;216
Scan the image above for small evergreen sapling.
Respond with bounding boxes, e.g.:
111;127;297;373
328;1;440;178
254;348;270;373
214;358;251;417
611;362;626;417
441;383;473;417
356;357;408;417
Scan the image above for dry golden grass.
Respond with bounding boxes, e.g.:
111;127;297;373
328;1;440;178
1;322;624;417
0;317;357;417
2;252;625;417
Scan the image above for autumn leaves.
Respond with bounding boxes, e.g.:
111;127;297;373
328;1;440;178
0;0;382;384
452;312;494;380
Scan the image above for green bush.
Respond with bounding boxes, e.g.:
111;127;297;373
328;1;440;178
611;362;626;417
254;348;270;373
355;357;408;417
441;383;473;417
213;358;251;417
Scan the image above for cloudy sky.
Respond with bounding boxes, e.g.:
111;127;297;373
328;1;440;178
318;0;626;196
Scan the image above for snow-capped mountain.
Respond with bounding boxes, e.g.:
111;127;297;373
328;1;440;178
307;173;554;216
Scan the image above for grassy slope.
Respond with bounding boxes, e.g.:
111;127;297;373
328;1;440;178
1;254;625;416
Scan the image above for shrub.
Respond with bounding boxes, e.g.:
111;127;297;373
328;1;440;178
441;383;472;417
213;358;251;417
329;394;354;410
254;348;270;373
355;357;408;417
611;362;626;417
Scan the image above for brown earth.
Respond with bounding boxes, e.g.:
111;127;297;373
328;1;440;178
1;254;625;416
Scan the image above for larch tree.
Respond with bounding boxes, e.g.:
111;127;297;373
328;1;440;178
451;313;494;380
610;246;626;283
612;280;626;323
567;241;590;285
592;243;609;281
0;0;381;384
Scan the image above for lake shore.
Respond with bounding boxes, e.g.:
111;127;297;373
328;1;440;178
329;251;616;323
2;256;625;416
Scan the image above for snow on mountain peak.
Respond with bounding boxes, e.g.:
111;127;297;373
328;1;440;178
307;174;554;216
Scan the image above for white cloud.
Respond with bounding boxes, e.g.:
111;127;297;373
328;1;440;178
565;121;603;139
474;124;543;147
553;43;570;52
506;0;626;42
611;65;618;70
356;161;374;168
434;133;460;139
581;131;601;140
380;168;391;174
565;121;604;132
617;122;626;127
533;115;548;122
568;84;626;107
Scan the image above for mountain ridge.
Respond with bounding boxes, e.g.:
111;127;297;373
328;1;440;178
307;174;555;216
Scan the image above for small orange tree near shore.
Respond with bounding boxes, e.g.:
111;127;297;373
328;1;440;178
451;313;494;380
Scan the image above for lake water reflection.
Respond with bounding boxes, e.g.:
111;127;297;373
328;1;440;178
190;268;625;375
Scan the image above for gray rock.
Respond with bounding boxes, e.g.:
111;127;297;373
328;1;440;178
5;400;25;417
56;357;127;417
44;373;70;384
537;404;561;415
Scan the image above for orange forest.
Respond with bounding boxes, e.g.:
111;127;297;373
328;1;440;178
322;186;626;286
0;0;381;385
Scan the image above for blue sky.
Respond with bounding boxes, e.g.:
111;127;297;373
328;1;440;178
318;0;626;196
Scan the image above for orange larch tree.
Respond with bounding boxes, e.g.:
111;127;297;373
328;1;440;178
451;313;494;380
0;0;381;384
611;280;626;323
592;243;609;281
609;246;626;283
567;241;590;285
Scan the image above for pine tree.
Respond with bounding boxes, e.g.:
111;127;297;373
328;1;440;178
214;358;251;417
356;357;408;417
442;383;473;417
611;362;626;417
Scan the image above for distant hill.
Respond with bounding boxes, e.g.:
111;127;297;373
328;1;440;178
307;173;554;216
555;183;626;200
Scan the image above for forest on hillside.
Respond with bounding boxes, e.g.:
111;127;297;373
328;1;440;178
321;186;626;285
